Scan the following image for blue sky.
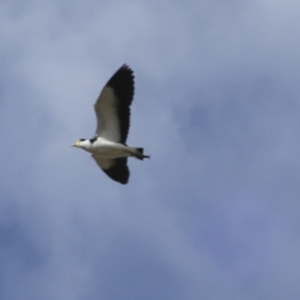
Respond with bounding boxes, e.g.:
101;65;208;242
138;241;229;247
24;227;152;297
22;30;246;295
1;0;300;299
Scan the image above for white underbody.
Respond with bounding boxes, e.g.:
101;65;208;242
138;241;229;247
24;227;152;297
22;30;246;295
79;137;136;159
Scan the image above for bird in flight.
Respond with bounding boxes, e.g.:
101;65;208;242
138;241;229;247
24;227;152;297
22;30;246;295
73;64;150;184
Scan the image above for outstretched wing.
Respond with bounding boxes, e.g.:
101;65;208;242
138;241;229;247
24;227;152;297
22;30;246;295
92;155;129;184
94;65;134;144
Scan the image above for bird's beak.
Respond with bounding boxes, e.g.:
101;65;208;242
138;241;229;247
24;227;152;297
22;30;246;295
72;141;79;148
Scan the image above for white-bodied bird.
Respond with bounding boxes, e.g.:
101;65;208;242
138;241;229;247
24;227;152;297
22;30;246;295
73;64;150;184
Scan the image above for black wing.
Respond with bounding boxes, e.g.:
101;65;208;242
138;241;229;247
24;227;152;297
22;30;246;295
92;155;129;184
94;65;134;144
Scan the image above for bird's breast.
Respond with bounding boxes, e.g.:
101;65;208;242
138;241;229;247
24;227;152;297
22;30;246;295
89;139;128;159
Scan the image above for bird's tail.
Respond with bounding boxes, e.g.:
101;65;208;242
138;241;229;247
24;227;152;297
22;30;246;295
130;147;150;160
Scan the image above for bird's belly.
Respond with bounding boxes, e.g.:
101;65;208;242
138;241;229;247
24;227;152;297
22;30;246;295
91;142;129;158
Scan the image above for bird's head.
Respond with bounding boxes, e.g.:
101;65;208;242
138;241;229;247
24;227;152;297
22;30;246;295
72;139;86;148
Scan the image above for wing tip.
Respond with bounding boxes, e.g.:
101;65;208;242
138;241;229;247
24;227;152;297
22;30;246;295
96;157;130;185
121;63;133;72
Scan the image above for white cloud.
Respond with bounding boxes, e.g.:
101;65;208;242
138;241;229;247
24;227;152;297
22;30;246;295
1;0;300;299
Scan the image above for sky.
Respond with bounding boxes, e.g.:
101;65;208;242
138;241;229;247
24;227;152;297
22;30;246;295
1;0;300;299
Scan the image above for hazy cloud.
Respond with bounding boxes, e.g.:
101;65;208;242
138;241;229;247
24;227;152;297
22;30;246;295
1;0;300;299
